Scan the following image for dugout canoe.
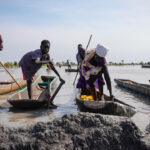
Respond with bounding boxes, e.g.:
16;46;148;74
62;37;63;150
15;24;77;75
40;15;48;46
65;69;78;72
7;75;57;109
0;81;14;84
141;65;150;68
114;79;150;97
0;79;27;95
76;93;136;117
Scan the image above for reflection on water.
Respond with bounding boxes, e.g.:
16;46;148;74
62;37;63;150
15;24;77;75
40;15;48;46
0;65;150;131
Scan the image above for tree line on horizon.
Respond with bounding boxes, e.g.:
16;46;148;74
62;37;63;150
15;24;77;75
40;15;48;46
0;61;150;68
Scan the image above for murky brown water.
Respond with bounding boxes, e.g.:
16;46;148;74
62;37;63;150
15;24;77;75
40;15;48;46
0;65;150;132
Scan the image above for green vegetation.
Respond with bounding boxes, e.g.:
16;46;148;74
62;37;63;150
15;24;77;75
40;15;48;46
108;60;150;66
1;60;150;68
3;61;18;68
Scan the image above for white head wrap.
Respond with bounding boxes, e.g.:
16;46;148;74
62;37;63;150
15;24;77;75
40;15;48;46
96;44;109;57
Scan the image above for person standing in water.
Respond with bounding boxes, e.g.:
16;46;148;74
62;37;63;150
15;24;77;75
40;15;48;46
66;59;71;69
19;40;65;99
75;44;86;91
76;44;85;66
79;44;113;101
0;34;3;51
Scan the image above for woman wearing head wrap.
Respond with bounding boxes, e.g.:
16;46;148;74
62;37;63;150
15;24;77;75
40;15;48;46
78;44;113;101
0;34;3;51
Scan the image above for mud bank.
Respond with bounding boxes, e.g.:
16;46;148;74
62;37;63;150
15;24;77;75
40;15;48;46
146;123;150;132
0;112;150;150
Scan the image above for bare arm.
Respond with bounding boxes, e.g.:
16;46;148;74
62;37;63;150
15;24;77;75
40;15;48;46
103;64;112;97
35;57;51;64
81;49;95;78
49;62;65;83
84;49;95;68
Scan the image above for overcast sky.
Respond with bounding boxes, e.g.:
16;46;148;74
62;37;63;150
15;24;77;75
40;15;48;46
0;0;150;63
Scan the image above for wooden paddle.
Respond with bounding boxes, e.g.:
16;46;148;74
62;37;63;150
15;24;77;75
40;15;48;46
104;94;135;109
85;34;92;51
0;61;22;89
73;34;92;85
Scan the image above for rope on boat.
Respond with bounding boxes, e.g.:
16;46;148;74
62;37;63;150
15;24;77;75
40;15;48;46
18;75;41;93
49;77;58;94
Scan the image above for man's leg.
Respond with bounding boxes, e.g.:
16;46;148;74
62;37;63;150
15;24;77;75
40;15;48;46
27;79;32;99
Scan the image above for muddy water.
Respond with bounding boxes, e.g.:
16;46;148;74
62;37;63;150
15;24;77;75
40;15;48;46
0;67;78;128
0;66;150;132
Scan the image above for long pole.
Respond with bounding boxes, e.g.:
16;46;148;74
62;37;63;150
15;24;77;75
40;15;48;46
73;34;92;85
85;34;92;51
0;61;22;89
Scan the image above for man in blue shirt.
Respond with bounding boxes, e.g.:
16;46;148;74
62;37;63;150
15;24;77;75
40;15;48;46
66;59;71;69
19;40;65;99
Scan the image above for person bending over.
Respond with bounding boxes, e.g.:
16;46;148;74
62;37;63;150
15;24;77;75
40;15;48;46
19;40;65;99
81;44;113;101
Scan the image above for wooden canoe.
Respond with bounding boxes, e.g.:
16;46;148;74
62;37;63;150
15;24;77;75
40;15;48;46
7;75;57;109
141;65;150;68
0;79;27;95
0;81;14;84
76;93;136;117
65;69;78;72
114;79;150;97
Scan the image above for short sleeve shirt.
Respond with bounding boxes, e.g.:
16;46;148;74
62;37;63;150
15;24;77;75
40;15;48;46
19;49;50;79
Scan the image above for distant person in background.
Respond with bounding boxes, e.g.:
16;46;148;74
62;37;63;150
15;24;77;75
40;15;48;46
0;34;3;51
59;64;61;68
66;59;71;69
19;40;65;99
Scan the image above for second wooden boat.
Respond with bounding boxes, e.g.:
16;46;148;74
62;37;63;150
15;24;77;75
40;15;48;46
141;65;150;68
0;81;14;84
65;69;78;72
0;79;27;95
114;79;150;97
76;93;136;117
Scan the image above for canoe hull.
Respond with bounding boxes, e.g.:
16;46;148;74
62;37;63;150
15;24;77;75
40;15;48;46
142;65;150;68
65;69;78;72
114;79;150;97
0;81;14;84
0;80;26;95
8;99;46;109
76;94;136;117
7;76;56;109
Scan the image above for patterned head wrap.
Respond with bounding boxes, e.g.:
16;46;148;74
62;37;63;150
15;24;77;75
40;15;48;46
96;44;109;57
